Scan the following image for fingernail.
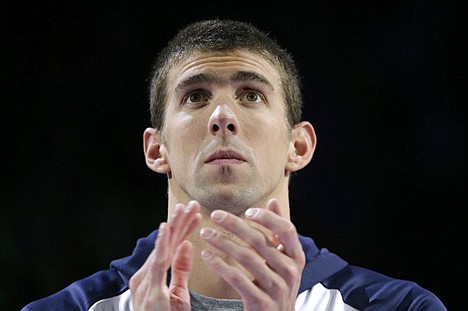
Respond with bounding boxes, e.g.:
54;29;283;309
201;249;214;260
185;201;195;213
170;204;182;218
200;228;216;239
158;223;166;236
211;210;227;223
277;244;285;252
245;208;261;219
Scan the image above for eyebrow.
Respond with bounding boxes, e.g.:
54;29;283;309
231;71;274;90
174;70;274;92
175;73;220;92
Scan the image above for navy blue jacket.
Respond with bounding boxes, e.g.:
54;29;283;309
22;230;447;310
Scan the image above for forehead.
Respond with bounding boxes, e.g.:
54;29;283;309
167;50;283;90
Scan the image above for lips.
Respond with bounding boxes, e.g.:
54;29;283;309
205;150;247;163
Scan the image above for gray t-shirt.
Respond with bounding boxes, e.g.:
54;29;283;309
190;289;243;311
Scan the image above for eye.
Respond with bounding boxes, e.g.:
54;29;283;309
183;90;210;107
246;92;259;101
239;90;266;105
189;93;203;102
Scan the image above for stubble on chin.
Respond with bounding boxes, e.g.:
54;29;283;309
195;177;259;216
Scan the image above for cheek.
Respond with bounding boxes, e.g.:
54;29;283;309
167;113;206;161
247;120;290;162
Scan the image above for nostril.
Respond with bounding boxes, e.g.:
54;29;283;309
227;124;235;132
212;124;220;132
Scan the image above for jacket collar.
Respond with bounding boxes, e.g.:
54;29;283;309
111;230;348;294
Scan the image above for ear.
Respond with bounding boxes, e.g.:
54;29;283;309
285;121;317;173
143;128;171;174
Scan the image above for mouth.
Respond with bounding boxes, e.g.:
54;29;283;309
205;150;247;165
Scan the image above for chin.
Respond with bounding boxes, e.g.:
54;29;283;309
202;194;246;215
196;186;258;216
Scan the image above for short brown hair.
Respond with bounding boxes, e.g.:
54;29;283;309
149;19;303;131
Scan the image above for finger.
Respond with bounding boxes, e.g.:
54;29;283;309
167;201;201;252
209;209;289;264
201;248;267;303
265;198;282;216
210;209;303;286
181;201;203;237
129;223;170;307
130;219;175;290
132;201;200;289
265;198;283;248
130;214;200;310
169;240;193;299
245;203;303;262
200;227;276;291
150;222;172;284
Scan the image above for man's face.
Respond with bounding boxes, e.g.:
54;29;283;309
160;50;292;214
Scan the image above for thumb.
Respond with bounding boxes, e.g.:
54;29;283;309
169;240;193;298
266;198;283;250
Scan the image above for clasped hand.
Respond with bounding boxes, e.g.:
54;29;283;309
129;199;305;311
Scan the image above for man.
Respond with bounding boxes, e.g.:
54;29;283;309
22;19;447;310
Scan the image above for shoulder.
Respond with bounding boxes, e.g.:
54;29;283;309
21;230;159;311
322;265;448;310
298;235;447;310
21;269;127;311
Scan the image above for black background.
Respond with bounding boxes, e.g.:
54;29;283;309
2;1;465;310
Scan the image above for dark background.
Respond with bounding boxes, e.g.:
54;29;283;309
2;1;465;310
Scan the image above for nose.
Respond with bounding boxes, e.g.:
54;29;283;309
208;104;239;136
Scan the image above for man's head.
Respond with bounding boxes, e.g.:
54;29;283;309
144;19;316;215
149;19;303;132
